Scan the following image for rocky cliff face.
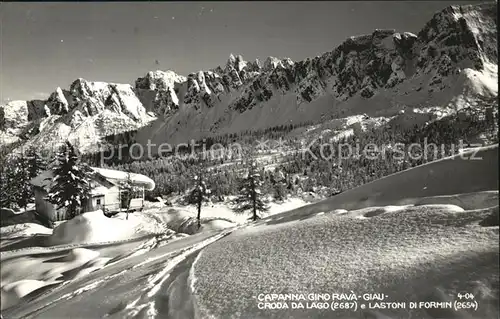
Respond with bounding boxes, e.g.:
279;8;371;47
1;79;155;153
132;4;496;120
132;3;497;148
1;3;497;154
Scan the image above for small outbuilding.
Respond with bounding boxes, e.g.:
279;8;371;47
30;167;155;222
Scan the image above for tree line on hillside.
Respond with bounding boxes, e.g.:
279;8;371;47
83;121;313;166
0;142;272;227
1;106;496;227
105;106;498;199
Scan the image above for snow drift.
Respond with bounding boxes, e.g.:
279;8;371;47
191;145;499;318
1;146;498;318
270;144;498;219
47;210;163;246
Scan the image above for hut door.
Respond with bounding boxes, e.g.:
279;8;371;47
95;196;104;211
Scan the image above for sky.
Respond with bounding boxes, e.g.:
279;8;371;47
0;1;481;103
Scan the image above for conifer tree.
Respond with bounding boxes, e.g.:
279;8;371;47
271;168;287;201
13;153;33;211
232;160;269;221
0;161;17;209
0;152;33;211
7;147;50;212
46;142;93;219
26;146;48;180
119;172;138;220
187;166;211;228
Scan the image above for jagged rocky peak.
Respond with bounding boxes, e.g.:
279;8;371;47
210;65;224;75
373;28;396;38
227;53;237;65
68;78;119;105
181;70;218;110
0;100;29;130
46;87;70;114
69;78;87;97
417;3;497;70
66;78;149;122
192;71;212;95
393;32;418;41
336;29;397;55
263;56;294;71
393;32;418;57
135;71;186;117
225;53;248;72
0;99;49;129
135;70;187;91
69;78;108;97
1;3;497;155
322;29;406;100
264;56;280;69
282;58;295;68
253;58;262;70
154;89;180;117
224;54;264;82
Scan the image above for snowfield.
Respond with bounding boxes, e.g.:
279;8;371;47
0;223;53;238
1;2;498;318
0;146;498;318
191;145;498;319
46;210;170;246
0;198;299;313
152;196;310;227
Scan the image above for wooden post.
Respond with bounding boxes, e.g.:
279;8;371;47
142;187;145;210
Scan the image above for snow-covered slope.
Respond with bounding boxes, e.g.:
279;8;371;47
259;144;498;219
1;147;497;319
1;3;497;155
191;145;499;319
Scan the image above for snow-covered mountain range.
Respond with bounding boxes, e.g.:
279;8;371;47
1;3;497;154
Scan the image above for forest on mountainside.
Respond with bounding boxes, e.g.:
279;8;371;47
103;107;498;200
1;105;497;210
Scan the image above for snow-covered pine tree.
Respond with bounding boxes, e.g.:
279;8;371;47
25;146;48;180
271;168;287;201
13;153;33;212
6;146;50;212
119;172;137;220
187;167;211;228
46;141;94;219
0;161;17;209
0;153;33;211
232;160;269;221
0;167;5;208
